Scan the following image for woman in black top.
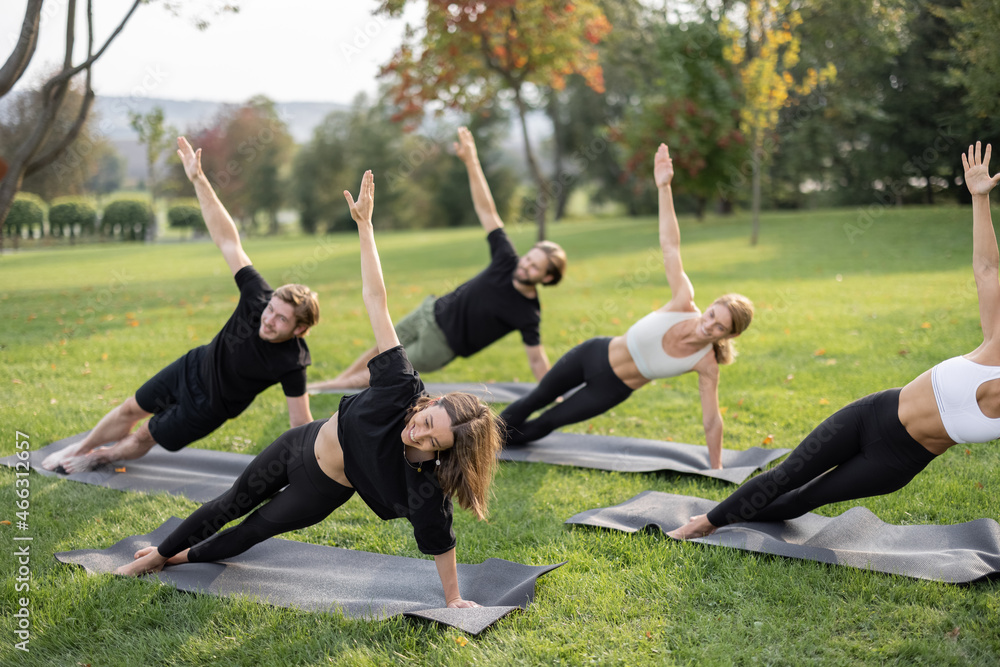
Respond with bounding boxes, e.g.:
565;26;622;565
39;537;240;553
117;171;503;609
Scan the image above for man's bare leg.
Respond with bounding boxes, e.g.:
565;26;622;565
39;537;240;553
115;546;191;576
307;345;378;391
61;421;158;474
42;396;152;470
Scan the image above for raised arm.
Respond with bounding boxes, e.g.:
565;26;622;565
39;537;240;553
433;548;480;608
177;137;251;276
344;171;400;353
454;126;503;232
963;142;1000;343
655;144;696;309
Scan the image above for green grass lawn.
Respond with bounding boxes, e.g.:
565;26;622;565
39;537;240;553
2;206;999;665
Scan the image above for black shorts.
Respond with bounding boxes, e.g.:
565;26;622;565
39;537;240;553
135;348;226;452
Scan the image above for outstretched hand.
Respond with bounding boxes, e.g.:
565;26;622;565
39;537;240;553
654;143;674;189
344;170;375;226
176;136;203;183
453;126;478;164
963;141;1000;197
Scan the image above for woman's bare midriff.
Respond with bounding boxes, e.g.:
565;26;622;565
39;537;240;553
314;413;353;487
898;371;956;455
608;336;650;390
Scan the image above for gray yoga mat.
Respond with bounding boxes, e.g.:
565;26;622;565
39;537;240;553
565;491;1000;584
56;518;564;635
0;432;254;503
502;433;790;484
310;381;540;403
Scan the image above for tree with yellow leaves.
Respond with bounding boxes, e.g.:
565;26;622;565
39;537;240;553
722;0;836;245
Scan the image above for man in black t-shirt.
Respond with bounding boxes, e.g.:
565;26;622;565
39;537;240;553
42;137;320;474
309;127;568;390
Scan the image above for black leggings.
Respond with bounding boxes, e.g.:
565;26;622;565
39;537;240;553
501;337;634;446
707;389;938;527
157;419;355;562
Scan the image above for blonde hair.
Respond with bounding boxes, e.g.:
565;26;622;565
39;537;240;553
406;393;501;520
273;284;320;330
711;293;754;365
533;240;567;286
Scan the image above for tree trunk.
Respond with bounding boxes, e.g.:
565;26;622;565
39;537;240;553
513;86;548;241
546;90;572;222
925;175;934;205
750;150;761;246
695;196;706;221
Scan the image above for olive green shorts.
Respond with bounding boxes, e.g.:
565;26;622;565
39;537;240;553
395;296;456;373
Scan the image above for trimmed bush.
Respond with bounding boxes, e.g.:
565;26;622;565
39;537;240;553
49;197;98;240
101;199;153;241
167;199;206;235
5;194;45;239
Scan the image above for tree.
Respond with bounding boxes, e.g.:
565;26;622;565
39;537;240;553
721;0;835;244
940;0;1000;120
129;106;175;206
0;0;237;249
171;96;293;234
0;75;115;202
378;0;612;240
613;18;746;220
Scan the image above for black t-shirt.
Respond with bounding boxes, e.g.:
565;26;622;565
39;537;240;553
433;228;541;357
337;346;456;556
199;265;311;419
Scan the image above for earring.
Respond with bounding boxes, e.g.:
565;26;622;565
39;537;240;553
435;449;441;466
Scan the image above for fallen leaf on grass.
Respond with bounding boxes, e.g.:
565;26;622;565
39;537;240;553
12;379;23;384
785;374;794;383
49;398;57;404
975;482;983;490
103;384;113;390
946;627;960;640
719;406;728;415
819;398;830;405
129;320;139;327
645;631;653;640
762;434;774;445
454;636;468;647
0;520;11;525
27;314;37;321
115;467;126;473
965;448;971;455
814;348;826;356
898;349;909;356
921;322;931;329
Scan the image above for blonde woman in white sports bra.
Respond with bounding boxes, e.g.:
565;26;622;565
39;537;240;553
501;144;754;469
670;142;1000;539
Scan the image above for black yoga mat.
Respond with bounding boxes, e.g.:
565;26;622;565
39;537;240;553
56;518;564;635
0;432;254;503
310;381;541;403
502;433;790;484
565;491;1000;584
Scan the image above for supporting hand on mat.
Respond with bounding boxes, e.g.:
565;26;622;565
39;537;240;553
666;513;718;540
436;548;481;609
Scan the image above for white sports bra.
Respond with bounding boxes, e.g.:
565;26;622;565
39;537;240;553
930;355;1000;445
625;310;713;381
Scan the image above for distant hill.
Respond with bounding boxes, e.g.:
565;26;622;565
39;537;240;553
92;96;350;143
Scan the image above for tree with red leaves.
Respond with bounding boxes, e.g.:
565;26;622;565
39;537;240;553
378;0;611;240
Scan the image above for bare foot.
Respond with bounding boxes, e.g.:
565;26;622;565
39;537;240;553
42;444;81;471
667;514;718;540
132;545;187;565
61;453;100;474
115;547;169;576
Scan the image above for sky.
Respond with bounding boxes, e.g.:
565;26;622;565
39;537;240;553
2;0;425;104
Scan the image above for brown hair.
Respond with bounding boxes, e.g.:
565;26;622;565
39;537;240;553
711;293;754;365
273;284;320;330
406;393;501;520
532;240;567;286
